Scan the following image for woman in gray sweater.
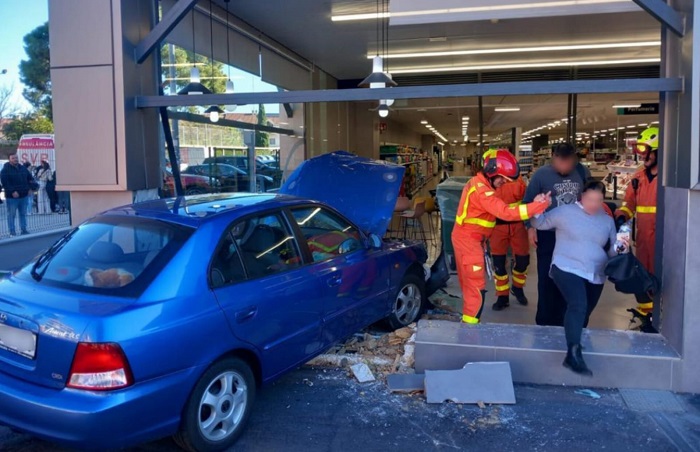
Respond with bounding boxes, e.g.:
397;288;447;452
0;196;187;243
531;181;629;376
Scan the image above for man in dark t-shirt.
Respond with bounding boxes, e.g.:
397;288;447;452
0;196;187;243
523;143;585;326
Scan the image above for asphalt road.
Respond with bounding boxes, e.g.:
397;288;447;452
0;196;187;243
0;231;66;271
1;367;698;452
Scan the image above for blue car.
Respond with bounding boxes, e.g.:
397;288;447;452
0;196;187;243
0;152;444;451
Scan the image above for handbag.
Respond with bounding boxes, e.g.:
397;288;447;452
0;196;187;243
604;252;660;295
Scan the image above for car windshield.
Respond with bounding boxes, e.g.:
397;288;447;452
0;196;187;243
17;215;193;297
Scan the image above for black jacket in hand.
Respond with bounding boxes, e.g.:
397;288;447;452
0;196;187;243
0;162;32;198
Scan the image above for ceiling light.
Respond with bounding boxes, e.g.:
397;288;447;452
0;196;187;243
618;126;626;129
462;116;470;120
359;56;397;88
378;104;390;118
627;125;636;128
204;106;224;123
371;41;660;59
391;58;660;75
425;124;432;128
612;104;642;108
495;107;521;112
651;121;659;124
625;131;638;134
421;120;428;124
332;11;390;22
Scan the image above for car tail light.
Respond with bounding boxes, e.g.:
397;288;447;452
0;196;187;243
67;343;134;391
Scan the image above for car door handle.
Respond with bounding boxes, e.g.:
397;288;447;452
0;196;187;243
235;306;258;323
327;275;342;287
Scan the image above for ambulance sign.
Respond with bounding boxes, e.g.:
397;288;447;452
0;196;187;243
17;134;55;168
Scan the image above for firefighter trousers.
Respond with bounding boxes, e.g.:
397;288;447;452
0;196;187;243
491;222;530;297
453;234;487;323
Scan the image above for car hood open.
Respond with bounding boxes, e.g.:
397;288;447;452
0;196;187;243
280;151;405;237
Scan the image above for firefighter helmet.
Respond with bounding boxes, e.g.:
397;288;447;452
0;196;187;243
636;127;659;155
483;149;520;181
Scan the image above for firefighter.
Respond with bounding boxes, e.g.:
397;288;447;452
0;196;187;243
480;150;531;311
614;126;659;333
452;150;550;324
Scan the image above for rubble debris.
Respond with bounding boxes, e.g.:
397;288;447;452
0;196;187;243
425;362;516;405
387;373;425;393
575;389;601;399
302;378;314;387
351;363;376;383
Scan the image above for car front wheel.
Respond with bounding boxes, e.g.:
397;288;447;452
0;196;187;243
174;358;256;451
385;273;426;330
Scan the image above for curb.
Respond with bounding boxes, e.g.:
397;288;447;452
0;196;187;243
0;227;72;245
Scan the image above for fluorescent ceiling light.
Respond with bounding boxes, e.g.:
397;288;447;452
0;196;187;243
626;131;638;134
333;0;635;22
627;125;636;128
371;41;660;59
391;58;660;75
612;104;642;108
421;120;429;124
495;107;521;112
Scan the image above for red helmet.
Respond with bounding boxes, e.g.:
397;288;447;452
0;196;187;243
483;149;520;181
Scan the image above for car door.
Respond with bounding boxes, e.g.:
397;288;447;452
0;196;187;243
210;210;325;378
288;206;392;346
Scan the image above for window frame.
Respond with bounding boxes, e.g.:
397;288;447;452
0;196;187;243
207;207;306;289
284;204;368;265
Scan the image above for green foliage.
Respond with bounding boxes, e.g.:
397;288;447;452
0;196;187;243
2;114;54;141
255;104;270;147
161;45;228;96
19;23;52;118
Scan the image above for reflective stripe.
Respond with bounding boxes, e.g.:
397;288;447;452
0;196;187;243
485;191;495;196
508;201;522;207
495;283;510;291
512;269;527;276
620;206;634;217
512;276;526;285
518;204;529;221
472;265;483;272
495;274;509;281
636;206;657;214
464;218;497;228
462;315;480;324
637;302;653;310
456;186;479;225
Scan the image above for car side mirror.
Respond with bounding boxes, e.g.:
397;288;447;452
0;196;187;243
368;234;382;249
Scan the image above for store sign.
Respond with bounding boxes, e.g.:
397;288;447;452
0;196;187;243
617;103;659;115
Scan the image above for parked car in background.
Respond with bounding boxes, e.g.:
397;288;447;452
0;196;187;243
162;170;220;197
183;163;273;193
202;156;281;186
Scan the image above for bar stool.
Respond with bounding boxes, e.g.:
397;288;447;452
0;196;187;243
400;200;427;242
387;196;411;238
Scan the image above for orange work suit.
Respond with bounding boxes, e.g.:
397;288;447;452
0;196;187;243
490;177;530;297
451;172;548;324
614;169;657;311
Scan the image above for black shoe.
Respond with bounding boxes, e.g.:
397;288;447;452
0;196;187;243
511;287;529;306
563;344;593;376
492;295;510;311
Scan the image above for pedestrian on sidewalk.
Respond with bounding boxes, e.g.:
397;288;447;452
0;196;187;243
530;181;628;376
523;142;588;327
0;154;33;236
47;169;58;212
35;160;53;214
24;162;36;216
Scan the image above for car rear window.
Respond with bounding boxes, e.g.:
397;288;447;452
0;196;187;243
17;215;193;297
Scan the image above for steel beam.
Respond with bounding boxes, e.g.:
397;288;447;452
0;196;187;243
168;110;295;135
633;0;685;37
136;78;683;108
135;0;198;64
160;107;184;196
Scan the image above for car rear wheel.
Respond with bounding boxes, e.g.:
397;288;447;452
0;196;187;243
174;358;256;452
185;186;207;195
385;273;426;330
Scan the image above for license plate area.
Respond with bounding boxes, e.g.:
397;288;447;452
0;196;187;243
0;323;37;359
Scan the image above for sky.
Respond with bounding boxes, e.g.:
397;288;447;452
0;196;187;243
0;0;278;116
0;0;48;113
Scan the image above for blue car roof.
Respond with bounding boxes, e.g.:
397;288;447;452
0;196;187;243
101;193;311;227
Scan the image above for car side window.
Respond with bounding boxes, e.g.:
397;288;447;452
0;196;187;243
210;233;246;288
290;207;363;263
233;213;302;279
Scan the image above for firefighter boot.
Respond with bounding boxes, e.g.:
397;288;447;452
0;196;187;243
492;295;510;311
563;344;593;376
511;287;529;306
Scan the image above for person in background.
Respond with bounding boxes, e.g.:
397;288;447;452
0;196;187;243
35;160;53;214
24;162;35;216
452;150;550;325
47;169;58;212
0;154;33;236
524;142;587;327
480;149;531;311
531;181;628;376
614;127;659;333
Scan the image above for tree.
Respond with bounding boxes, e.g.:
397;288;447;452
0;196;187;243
255;104;270;148
2;114;54;141
0;84;18;120
19;23;51;118
161;45;228;96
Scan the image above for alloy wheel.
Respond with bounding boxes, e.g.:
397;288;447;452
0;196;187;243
197;371;248;442
394;283;422;325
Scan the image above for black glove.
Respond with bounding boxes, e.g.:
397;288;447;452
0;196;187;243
615;216;626;231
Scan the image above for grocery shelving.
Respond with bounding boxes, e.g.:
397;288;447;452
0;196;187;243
517;144;533;175
605;156;644;198
380;145;436;197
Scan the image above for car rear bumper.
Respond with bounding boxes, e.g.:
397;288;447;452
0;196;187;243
0;365;204;450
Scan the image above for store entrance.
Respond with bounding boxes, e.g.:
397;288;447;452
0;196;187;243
322;92;660;333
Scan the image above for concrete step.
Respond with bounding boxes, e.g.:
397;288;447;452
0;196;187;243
415;320;681;390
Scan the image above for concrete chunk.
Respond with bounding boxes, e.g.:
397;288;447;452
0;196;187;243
350;363;375;383
425;362;516;404
387;373;425;393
